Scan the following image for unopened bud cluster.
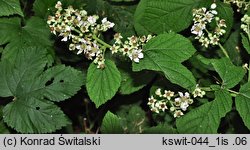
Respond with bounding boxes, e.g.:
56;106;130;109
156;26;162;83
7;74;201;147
241;14;250;35
110;33;154;63
147;85;205;118
191;3;227;48
47;1;115;68
224;0;250;12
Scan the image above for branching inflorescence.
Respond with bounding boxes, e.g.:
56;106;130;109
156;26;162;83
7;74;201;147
147;85;206;118
224;0;250;12
241;14;250;37
191;3;227;48
47;1;153;68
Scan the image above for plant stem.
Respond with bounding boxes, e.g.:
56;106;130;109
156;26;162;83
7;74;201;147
248;61;250;82
227;89;240;95
72;28;112;49
92;34;112;49
218;43;230;58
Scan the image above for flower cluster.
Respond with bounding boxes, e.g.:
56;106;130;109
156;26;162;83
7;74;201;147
147;85;206;118
241;14;250;35
224;0;250;12
47;1;115;68
191;3;227;48
110;33;154;63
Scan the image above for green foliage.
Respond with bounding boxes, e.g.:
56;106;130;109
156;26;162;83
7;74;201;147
0;107;9;134
241;33;250;55
101;111;123;133
33;0;58;18
119;63;155;95
86;60;121;107
33;0;84;18
0;47;84;133
117;105;148;133
133;33;196;90
212;58;245;89
0;0;23;17
134;0;210;35
0;17;52;60
236;82;250;129
216;1;233;40
176;90;232;133
223;30;242;65
143;124;177;134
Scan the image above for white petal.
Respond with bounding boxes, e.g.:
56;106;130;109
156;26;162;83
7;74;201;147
133;58;140;63
138;52;144;58
211;3;217;9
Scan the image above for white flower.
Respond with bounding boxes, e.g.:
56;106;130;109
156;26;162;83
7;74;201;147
163;90;174;100
101;17;115;31
179;92;190;99
151;107;159;114
55;1;62;9
174;110;184;118
211;3;217;9
155;88;162;97
147;96;156;107
180;101;189;111
128;49;144;63
191;23;204;36
87;15;98;25
155;101;168;112
192;85;206;98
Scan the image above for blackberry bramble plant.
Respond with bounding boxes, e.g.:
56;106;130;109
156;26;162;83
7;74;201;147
0;0;250;134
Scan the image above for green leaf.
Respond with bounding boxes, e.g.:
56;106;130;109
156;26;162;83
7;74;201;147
143;124;177;134
101;111;123;134
0;17;52;61
83;0;136;37
134;0;208;35
118;105;148;133
3;98;69;133
0;0;23;17
119;63;155;95
86;60;121;107
235;82;250;130
33;0;85;18
212;58;245;89
223;30;242;65
133;33;196;90
33;0;58;18
0;46;84;133
0;107;9;134
241;33;250;55
110;0;135;2
176;90;232;133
